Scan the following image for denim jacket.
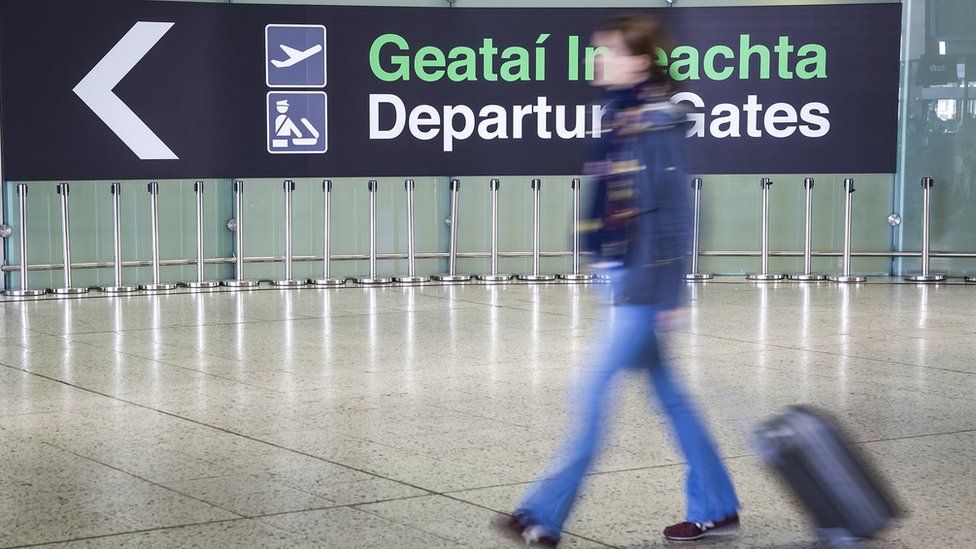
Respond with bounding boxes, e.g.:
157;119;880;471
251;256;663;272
583;85;692;309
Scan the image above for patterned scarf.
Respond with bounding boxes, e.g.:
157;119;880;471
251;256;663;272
583;83;677;266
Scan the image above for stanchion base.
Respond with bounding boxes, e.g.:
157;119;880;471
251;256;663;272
559;273;596;282
185;281;222;290
746;273;785;281
309;277;347;287
52;287;89;296
394;275;431;284
517;274;558;282
222;279;260;288
270;279;307;288
684;273;714;281
827;275;867;283
475;274;514;283
904;273;946;283
431;274;472;283
3;289;47;297
787;273;828;281
100;285;139;294
354;277;393;285
139;283;178;291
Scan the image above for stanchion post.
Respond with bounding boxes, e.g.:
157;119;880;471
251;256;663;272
518;179;557;282
100;183;137;294
559;178;595;282
271;180;306;287
685;177;713;281
395;179;431;284
310;179;346;286
223;180;260;289
907;177;946;282
3;183;46;297
432;178;471;283
828;178;866;283
139;182;177;292
747;178;784;281
51;182;88;295
475;178;513;283
354;180;392;285
185;181;221;290
788;178;827;281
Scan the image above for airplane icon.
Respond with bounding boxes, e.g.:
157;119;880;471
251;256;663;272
266;25;327;87
271;44;323;69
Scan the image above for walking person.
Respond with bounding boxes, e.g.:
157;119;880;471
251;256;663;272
499;14;740;546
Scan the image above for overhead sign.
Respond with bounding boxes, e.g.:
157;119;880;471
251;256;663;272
0;0;902;180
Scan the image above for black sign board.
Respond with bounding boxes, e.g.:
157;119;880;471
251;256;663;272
916;54;961;86
0;0;902;180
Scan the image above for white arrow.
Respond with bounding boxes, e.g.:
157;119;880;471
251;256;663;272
73;21;178;160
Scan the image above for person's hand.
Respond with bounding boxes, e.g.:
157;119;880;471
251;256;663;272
587;260;623;271
657;308;688;331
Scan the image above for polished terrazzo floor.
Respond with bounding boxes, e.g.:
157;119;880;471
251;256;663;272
1;279;975;548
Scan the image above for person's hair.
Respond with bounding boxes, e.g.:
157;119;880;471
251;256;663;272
597;14;672;88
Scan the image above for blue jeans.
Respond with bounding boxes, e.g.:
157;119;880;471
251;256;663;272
516;305;739;535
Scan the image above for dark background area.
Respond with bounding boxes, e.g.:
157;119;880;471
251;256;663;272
0;0;902;180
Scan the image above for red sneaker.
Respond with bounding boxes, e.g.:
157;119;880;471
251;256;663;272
663;513;740;541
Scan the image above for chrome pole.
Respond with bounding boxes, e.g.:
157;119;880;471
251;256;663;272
491;179;499;276
519;178;556;282
828;178;866;283
355;179;392;285
186;181;220;290
789;178;827;281
139;182;177;292
747;178;784;281
395;179;430;284
908;177;945;282
476;178;513;283
3;183;45;297
223;180;260;288
272;180;306;287
101;183;137;293
310;179;346;286
51;182;88;295
685;177;713;281
433;178;471;282
922;177;932;278
802;179;814;275
560;178;595;282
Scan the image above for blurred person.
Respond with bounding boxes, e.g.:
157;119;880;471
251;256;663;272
497;14;740;546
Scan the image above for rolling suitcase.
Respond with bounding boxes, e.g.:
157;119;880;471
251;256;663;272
755;406;901;544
